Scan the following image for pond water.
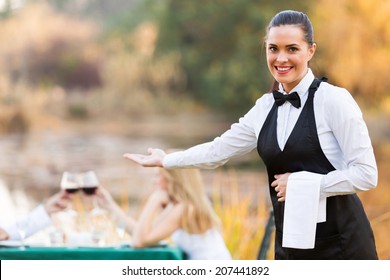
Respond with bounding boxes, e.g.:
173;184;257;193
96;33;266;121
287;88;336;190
0;119;269;224
0;130;159;222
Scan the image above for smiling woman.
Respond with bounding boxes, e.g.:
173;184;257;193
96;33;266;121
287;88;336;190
266;24;316;93
123;10;379;260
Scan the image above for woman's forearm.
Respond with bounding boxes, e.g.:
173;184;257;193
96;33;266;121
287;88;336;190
105;200;137;234
132;196;162;247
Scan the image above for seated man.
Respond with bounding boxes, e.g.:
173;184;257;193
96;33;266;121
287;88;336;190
0;190;70;241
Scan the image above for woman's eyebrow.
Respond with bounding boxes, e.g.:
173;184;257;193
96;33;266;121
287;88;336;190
266;43;300;47
286;43;300;47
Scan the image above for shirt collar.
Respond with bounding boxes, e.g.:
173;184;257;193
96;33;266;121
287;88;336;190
278;69;315;96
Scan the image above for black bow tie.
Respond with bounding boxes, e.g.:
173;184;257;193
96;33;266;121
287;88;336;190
272;90;301;108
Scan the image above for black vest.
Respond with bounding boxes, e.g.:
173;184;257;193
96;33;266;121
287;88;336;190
257;78;377;259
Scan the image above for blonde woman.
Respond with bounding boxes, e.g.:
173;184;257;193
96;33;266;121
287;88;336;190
96;168;231;260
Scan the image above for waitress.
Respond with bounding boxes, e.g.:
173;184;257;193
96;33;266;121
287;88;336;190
124;10;378;260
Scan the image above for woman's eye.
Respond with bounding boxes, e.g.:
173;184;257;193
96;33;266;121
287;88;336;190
289;47;298;52
269;47;277;52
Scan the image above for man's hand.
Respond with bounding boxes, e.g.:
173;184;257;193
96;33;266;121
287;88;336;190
43;190;70;215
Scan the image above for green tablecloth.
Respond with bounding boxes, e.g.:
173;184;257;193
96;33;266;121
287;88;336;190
0;245;183;260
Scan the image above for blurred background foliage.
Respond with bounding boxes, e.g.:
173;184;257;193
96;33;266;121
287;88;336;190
0;0;390;259
0;0;389;126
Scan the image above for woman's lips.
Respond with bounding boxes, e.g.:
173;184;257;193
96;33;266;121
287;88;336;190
275;66;293;74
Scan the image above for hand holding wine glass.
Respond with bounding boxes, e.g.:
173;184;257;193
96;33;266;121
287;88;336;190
44;190;71;214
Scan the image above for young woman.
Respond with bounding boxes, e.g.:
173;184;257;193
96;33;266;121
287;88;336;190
96;168;232;260
124;10;378;259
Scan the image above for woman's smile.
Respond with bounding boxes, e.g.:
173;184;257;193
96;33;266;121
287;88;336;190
266;25;315;92
275;66;294;74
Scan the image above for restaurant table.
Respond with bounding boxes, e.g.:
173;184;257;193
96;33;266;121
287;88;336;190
0;245;184;260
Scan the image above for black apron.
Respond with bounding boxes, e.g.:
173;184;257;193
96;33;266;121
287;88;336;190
257;78;378;260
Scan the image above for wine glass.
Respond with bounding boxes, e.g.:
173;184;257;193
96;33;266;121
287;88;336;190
79;171;101;215
116;220;127;244
60;171;80;216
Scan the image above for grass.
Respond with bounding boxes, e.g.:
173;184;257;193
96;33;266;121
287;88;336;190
360;157;390;259
210;169;274;260
42;164;390;259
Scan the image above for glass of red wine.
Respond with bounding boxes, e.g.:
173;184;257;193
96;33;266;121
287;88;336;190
80;171;98;195
60;171;80;216
79;171;101;215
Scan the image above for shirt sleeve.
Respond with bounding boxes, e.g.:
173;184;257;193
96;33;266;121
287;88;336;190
163;101;263;169
2;205;52;241
319;87;378;197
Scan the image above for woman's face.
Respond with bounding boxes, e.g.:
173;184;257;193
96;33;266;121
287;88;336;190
266;25;316;93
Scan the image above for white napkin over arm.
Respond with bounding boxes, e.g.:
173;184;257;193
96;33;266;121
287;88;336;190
282;171;326;249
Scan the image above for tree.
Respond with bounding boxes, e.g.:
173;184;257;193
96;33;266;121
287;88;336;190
0;3;102;89
310;0;390;106
127;0;311;118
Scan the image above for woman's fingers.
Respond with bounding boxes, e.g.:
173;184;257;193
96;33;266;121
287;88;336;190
123;148;165;167
272;173;289;202
123;153;146;163
123;153;153;166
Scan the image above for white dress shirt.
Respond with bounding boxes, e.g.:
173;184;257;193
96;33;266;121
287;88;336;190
163;69;378;198
163;69;378;249
1;205;52;241
171;228;232;260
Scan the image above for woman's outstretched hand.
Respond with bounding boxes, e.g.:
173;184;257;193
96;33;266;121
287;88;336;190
123;148;166;167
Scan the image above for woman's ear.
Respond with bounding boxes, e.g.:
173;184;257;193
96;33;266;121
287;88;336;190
308;42;317;61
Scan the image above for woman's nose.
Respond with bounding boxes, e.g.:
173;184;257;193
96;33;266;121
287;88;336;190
276;52;288;62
